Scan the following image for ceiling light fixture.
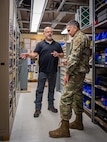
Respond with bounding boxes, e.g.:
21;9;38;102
61;28;67;34
30;0;47;33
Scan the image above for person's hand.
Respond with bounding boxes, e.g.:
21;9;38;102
20;53;29;59
51;51;59;57
62;59;67;66
64;73;69;86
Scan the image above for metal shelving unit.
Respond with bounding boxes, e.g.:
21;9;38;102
60;45;66;92
93;0;107;131
59;43;70;92
80;0;94;119
0;0;20;140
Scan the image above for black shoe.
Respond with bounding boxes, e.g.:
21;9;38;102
48;106;58;113
34;110;41;117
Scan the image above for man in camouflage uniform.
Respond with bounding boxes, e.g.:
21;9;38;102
49;20;90;138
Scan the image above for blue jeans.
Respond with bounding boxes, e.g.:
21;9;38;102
34;72;57;110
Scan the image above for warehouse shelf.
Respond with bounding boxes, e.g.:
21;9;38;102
95;64;107;67
95;85;107;92
95;99;107;110
0;0;21;140
95;19;107;28
84;78;92;84
81;24;92;34
84;106;92;114
95;116;107;131
95;1;107;13
91;0;107;131
83;91;92;99
95;38;107;43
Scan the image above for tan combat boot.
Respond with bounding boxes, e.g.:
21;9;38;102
49;120;70;138
69;114;84;130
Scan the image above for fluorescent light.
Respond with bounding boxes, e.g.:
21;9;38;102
61;28;67;34
30;0;46;32
37;32;43;35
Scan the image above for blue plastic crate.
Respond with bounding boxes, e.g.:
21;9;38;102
101;31;107;39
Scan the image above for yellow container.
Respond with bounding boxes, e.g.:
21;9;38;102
29;72;33;79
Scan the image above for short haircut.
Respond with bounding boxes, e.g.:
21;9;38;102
67;20;80;29
44;27;53;32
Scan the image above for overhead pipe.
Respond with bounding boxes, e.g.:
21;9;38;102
19;0;24;7
65;2;88;6
57;0;66;12
17;7;31;11
41;21;67;25
45;10;75;14
18;20;30;23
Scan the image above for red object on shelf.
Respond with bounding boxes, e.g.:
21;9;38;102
94;21;98;25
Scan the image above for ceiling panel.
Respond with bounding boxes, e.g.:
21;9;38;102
16;0;89;34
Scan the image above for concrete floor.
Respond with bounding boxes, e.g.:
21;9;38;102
1;82;107;142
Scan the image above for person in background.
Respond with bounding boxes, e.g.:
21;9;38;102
21;27;64;117
49;20;90;138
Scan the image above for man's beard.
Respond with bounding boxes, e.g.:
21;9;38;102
47;35;52;40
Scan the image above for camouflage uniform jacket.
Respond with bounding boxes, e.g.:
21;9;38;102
66;30;90;75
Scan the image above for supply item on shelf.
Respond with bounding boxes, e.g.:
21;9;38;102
96;74;107;87
101;95;107;106
97;9;107;23
83;84;92;96
96;106;107;123
95;31;107;41
95;48;107;65
83;96;91;109
28;63;38;82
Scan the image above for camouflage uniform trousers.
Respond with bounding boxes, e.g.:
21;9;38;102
60;72;85;120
